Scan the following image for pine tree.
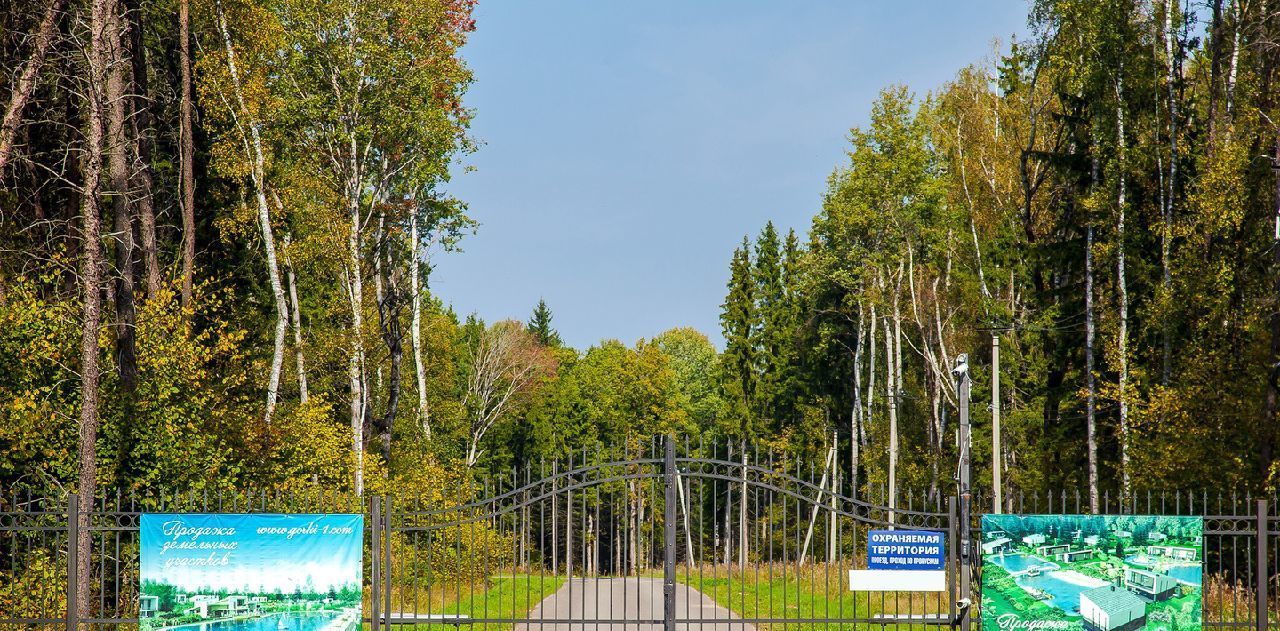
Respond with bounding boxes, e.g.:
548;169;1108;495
527;298;562;347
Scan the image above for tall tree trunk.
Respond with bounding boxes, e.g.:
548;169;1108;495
1087;133;1100;513
1116;73;1132;501
178;0;195;307
377;235;402;465
345;185;365;495
1162;0;1179;389
215;0;287;424
1209;0;1225;139
1227;0;1241;116
373;211;385;309
0;0;65;173
105;3;137;392
75;0;111;614
865;302;877;438
123;0;159;297
884;311;897;521
928;370;941;500
410;210;430;436
282;232;308;403
893;264;904;419
890;263;904;513
850;300;864;498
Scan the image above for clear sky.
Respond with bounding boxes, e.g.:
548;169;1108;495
435;2;1030;349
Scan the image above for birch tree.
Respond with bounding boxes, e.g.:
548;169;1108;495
272;0;474;491
462;320;550;467
209;0;289;425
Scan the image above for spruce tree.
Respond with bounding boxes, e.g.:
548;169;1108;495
527;298;562;347
720;238;758;438
753;222;786;424
777;228;804;417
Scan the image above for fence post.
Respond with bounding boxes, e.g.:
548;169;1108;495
371;495;381;631
663;436;676;631
66;493;79;631
384;495;393;626
1258;498;1268;631
948;496;958;629
955;354;972;631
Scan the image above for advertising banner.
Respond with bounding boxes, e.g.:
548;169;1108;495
139;513;363;631
981;514;1202;631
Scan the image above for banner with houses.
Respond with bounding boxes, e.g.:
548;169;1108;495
981;514;1202;631
139;513;363;631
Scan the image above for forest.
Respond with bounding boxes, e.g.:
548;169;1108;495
2;0;1280;531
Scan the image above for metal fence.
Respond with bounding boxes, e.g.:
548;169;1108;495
2;452;1279;631
0;487;364;628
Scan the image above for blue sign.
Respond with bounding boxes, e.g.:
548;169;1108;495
866;529;945;570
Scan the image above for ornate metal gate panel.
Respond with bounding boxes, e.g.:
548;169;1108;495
379;436;958;630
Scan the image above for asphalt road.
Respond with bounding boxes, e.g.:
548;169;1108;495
515;577;754;631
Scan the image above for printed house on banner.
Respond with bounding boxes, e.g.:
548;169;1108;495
193;595;251;619
1037;543;1069;557
1056;548;1094;562
982;537;1012;555
1148;545;1197;561
139;595;159;619
1080;585;1147;631
1125;567;1178;600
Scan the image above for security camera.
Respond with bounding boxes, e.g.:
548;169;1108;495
952;354;969;379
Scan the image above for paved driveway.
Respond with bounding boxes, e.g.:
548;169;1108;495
516;577;753;631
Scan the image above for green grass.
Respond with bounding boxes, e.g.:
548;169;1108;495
677;565;952;631
364;575;564;631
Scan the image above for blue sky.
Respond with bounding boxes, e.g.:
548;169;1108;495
435;2;1030;349
141;514;362;592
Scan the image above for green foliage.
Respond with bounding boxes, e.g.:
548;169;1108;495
0;278;81;490
526;338;691;459
653;327;723;431
0;548;64;618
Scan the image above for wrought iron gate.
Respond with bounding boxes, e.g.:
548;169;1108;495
0;437;968;630
373;436;960;630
